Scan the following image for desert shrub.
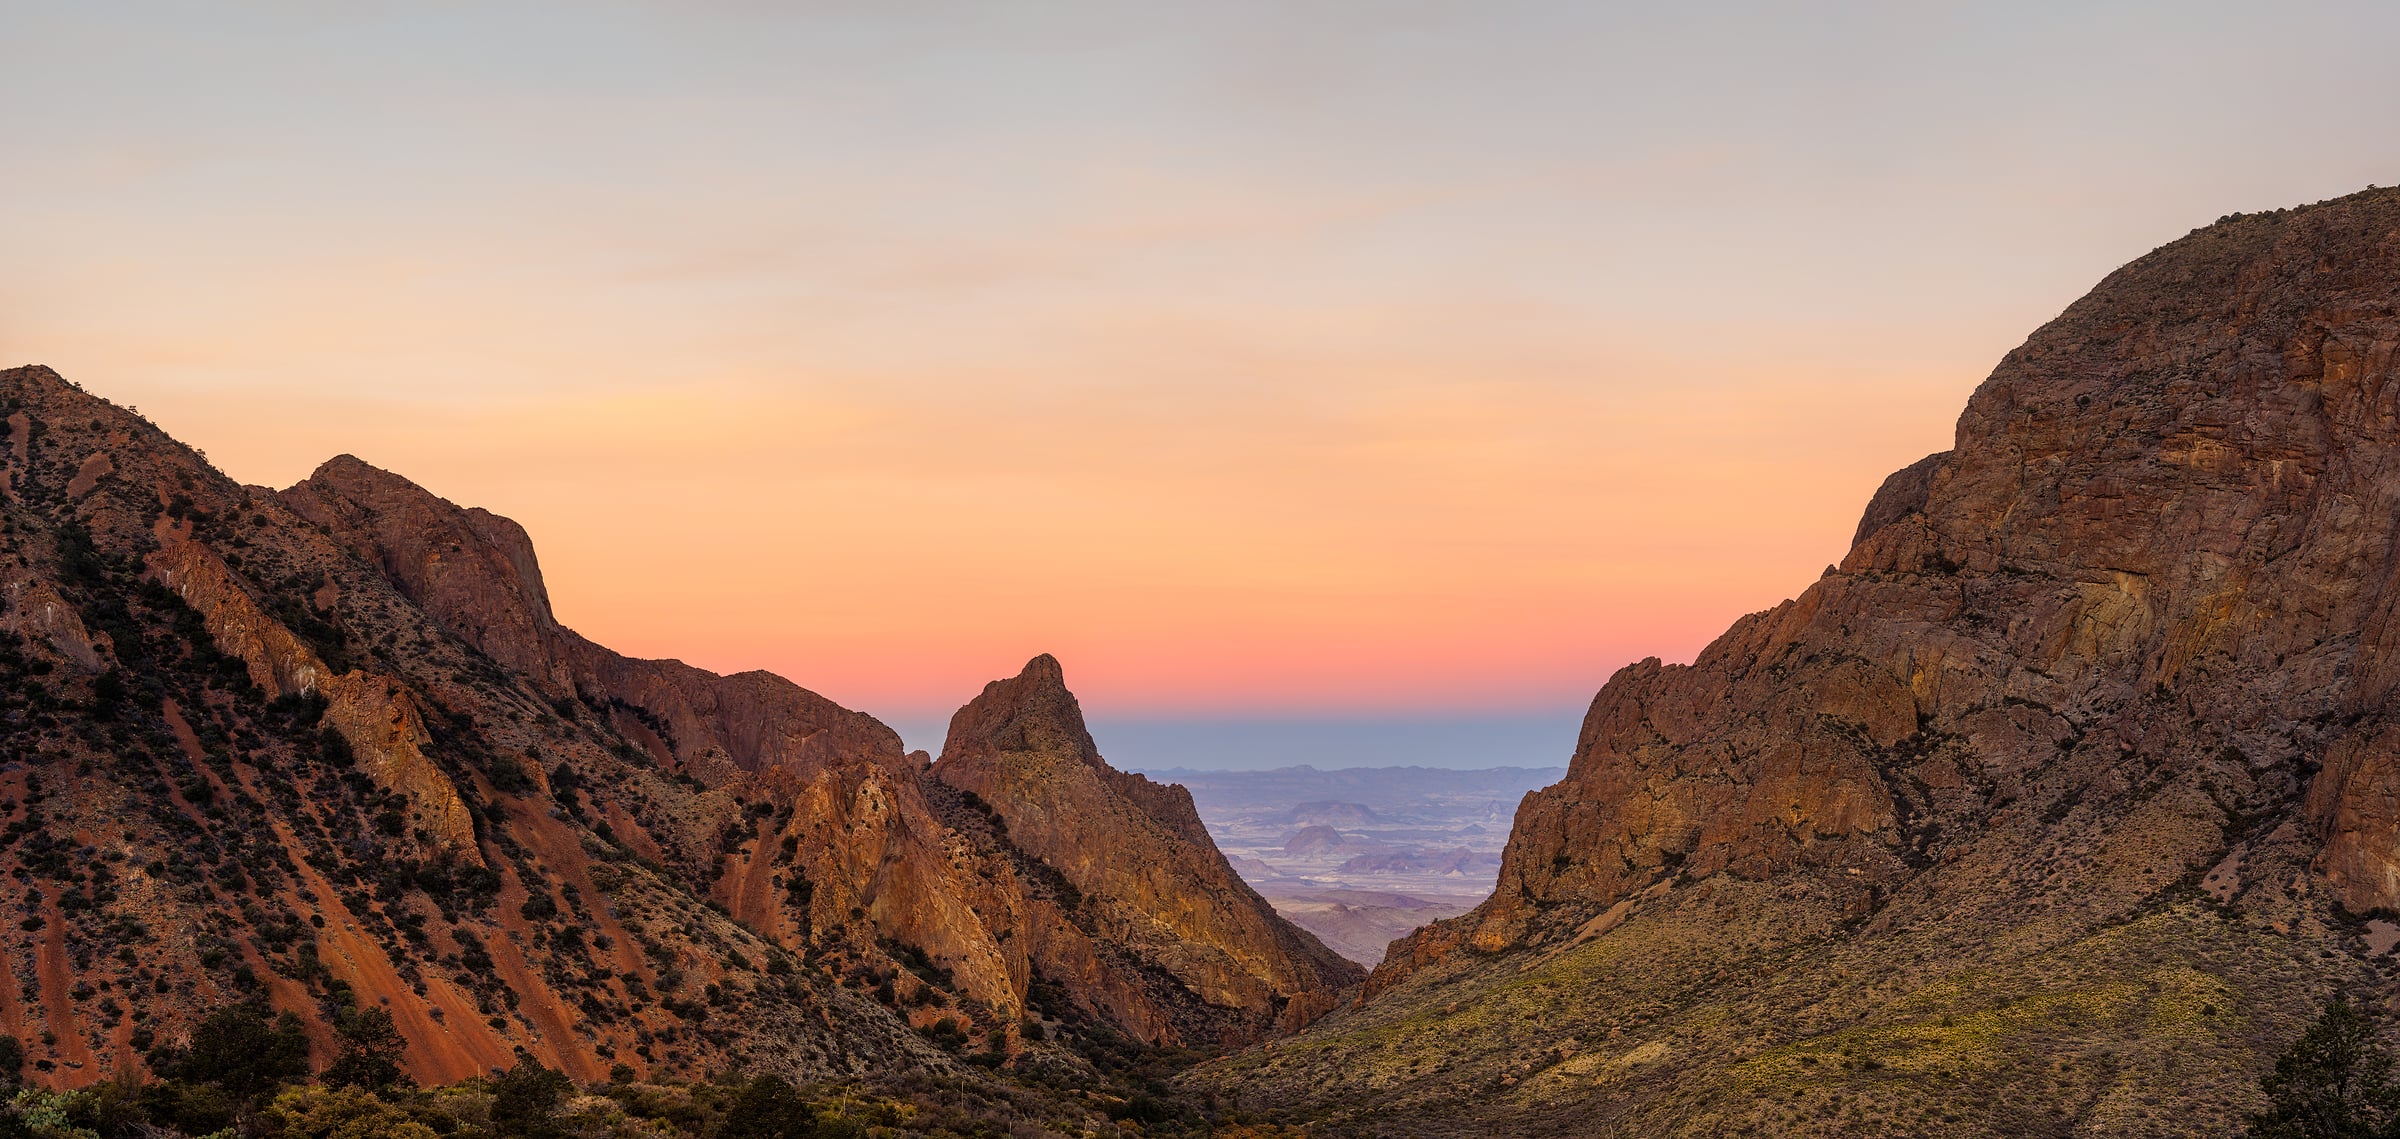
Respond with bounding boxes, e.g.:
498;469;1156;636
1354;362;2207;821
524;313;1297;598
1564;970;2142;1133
258;1084;437;1139
52;1078;146;1137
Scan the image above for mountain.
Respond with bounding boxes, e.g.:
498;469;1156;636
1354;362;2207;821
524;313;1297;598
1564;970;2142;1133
930;655;1363;1039
0;363;1352;1097
1198;188;2400;1135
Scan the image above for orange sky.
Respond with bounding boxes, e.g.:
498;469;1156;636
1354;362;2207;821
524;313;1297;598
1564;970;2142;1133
7;4;2397;720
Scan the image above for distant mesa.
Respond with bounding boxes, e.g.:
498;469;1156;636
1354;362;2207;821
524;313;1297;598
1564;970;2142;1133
1226;854;1282;879
1282;825;1347;856
1287;800;1381;827
1336;848;1500;876
1280;825;1398;858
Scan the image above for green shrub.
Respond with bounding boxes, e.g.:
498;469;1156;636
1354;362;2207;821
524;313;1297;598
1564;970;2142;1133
258;1085;436;1139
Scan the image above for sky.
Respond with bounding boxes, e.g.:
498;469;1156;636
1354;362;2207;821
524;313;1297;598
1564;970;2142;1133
6;3;2400;764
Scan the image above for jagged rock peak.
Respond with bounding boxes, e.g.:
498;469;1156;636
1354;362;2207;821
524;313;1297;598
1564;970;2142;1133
934;654;1363;1041
941;653;1105;770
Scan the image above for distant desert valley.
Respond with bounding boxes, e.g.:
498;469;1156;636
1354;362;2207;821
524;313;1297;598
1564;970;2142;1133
1160;766;1558;965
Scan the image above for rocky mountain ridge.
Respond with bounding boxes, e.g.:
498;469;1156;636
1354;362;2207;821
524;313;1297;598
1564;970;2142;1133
0;364;1355;1096
1200;187;2400;1136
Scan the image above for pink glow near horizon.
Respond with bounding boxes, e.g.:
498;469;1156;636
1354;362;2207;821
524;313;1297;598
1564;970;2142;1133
8;4;2397;718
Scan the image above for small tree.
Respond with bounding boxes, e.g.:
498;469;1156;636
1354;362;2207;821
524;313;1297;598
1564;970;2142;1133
490;1049;574;1138
2250;995;2400;1138
716;1074;816;1139
148;1003;311;1103
321;1006;409;1091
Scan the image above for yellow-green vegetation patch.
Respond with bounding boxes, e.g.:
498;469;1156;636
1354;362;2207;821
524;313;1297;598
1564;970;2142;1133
1553;1039;1671;1083
1728;981;2146;1093
2140;964;2241;1041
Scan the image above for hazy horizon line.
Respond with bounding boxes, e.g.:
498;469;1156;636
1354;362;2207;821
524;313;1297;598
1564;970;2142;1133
885;707;1588;772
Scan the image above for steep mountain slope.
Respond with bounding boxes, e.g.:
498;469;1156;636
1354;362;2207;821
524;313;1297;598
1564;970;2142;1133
0;363;1349;1097
1201;188;2400;1136
934;656;1362;1041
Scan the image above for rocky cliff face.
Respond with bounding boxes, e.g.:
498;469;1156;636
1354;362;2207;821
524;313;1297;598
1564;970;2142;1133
0;364;1345;1094
1202;188;2400;1136
934;656;1362;1041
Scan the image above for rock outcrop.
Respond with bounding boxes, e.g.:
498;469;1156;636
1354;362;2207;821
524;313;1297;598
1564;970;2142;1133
1204;188;2400;1136
147;533;480;859
934;656;1362;1041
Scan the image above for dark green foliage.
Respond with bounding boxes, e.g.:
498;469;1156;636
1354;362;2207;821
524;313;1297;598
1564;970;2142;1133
318;727;354;768
716;1075;819;1139
491;1049;575;1138
146;1002;311;1102
2250;995;2400;1139
57;1077;146;1136
548;762;583;814
488;754;534;794
136;1080;239;1136
53;523;107;587
321;1006;410;1091
89;669;125;719
880;940;952;991
918;1017;966;1053
1107;1092;1174;1125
